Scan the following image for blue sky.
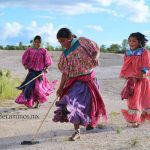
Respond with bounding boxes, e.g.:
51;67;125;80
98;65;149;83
0;0;150;47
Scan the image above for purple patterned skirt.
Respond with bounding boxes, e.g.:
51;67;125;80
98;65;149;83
53;81;91;126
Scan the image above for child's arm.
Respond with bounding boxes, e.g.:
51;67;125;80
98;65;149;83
141;50;150;77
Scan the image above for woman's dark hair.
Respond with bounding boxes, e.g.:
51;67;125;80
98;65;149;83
57;28;72;39
128;32;148;47
34;35;42;42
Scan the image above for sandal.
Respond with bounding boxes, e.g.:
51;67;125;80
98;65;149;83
86;124;94;131
69;130;80;141
127;122;140;128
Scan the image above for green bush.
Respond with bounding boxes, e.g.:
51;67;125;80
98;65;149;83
0;69;20;101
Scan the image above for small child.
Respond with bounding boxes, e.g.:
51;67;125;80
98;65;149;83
120;32;150;127
16;35;57;108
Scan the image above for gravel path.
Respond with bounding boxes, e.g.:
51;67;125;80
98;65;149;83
0;50;150;150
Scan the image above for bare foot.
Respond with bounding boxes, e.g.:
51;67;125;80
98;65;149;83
33;101;40;109
127;122;140;128
68;130;80;141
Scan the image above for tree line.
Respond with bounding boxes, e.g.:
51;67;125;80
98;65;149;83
100;39;150;53
0;41;64;51
0;39;150;53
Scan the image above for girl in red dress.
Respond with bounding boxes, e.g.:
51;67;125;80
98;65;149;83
120;32;150;127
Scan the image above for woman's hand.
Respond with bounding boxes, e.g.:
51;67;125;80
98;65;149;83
24;65;28;70
56;73;67;97
44;67;49;73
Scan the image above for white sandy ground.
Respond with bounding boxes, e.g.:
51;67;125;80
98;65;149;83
0;50;150;150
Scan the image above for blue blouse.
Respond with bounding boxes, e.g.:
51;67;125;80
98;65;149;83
125;48;148;73
125;48;145;56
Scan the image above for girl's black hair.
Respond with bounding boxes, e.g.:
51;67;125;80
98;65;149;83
57;28;72;39
34;35;42;42
128;32;148;47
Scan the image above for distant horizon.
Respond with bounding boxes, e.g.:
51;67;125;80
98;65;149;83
0;0;150;47
1;38;123;47
0;39;150;49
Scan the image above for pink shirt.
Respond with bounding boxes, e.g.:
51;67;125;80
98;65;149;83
22;47;53;71
58;37;100;77
120;50;150;78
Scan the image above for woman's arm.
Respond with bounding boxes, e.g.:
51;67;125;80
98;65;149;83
44;49;53;67
57;73;68;97
22;48;30;69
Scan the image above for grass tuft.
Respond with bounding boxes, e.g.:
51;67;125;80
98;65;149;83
0;69;20;101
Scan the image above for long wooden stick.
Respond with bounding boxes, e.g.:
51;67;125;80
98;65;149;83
18;73;43;89
31;97;58;141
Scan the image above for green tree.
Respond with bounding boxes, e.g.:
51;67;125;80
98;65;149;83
109;44;122;53
5;45;16;50
18;42;24;50
45;42;54;51
145;45;150;51
100;44;107;52
121;39;128;50
0;45;3;50
56;46;64;51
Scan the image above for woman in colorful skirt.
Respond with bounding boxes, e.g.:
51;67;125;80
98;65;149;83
53;28;107;141
120;32;150;127
16;35;57;108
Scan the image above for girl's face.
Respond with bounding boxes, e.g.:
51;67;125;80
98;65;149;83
58;36;72;49
34;39;41;49
128;37;139;50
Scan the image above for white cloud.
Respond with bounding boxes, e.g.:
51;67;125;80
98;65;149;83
50;3;100;15
0;1;100;15
30;20;37;27
1;22;23;40
37;15;54;20
0;21;104;45
98;7;119;16
0;0;149;22
0;21;59;45
97;0;150;23
96;0;115;6
146;41;150;46
86;25;103;32
76;29;84;35
143;30;150;35
0;0;122;17
116;0;150;23
26;21;58;45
